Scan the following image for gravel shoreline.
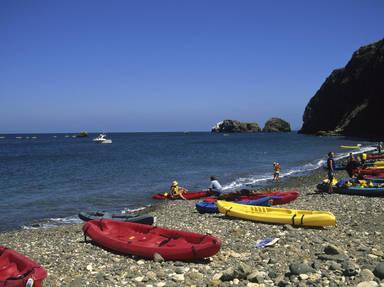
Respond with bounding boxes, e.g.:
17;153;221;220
1;169;384;287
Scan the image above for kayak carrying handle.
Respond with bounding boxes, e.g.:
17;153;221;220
225;207;232;216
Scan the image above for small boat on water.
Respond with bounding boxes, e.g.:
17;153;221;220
0;246;47;287
78;211;154;225
93;134;112;144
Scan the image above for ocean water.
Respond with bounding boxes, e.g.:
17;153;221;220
0;132;371;231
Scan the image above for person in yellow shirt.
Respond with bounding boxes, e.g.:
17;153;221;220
361;153;367;165
169;181;187;200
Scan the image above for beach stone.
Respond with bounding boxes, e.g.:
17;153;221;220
146;271;157;281
342;261;360;276
212;273;223;280
357;281;379;287
283;224;295;231
208;279;221;287
374;262;384;279
134;276;144;282
156;282;166;287
233;278;240;285
246;283;260;287
171;274;185;281
247;271;266;283
153;253;164;262
299;274;309;280
329;261;342;271
317;254;348;262
324;244;344;255
289;263;315;275
187;272;204;281
221;267;236;281
236;262;253;278
358;269;375;282
68;277;83;287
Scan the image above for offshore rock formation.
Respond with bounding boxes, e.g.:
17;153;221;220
263;118;291;132
211;120;261;133
300;38;384;138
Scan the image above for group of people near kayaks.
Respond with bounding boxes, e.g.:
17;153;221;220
6;145;381;287
319;142;384;196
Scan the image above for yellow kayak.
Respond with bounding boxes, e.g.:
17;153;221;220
370;160;384;167
217;201;336;227
340;144;361;149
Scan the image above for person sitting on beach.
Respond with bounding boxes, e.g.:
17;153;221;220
327;152;335;193
170;181;187;199
346;154;361;177
208;176;223;196
273;162;281;181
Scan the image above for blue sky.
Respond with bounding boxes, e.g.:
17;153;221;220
1;0;383;133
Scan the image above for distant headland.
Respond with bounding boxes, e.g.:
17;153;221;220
211;118;291;133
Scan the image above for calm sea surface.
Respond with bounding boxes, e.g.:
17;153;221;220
0;132;369;231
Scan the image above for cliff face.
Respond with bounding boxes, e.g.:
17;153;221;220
211;120;261;133
300;39;384;138
263;118;291;132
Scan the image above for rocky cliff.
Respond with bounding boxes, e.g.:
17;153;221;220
263;118;291;132
300;38;384;138
211;120;261;133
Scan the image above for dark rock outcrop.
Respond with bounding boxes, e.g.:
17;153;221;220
211;120;261;133
263;118;291;132
299;38;384;138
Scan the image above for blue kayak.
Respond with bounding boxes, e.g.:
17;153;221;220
195;196;276;214
317;178;384;196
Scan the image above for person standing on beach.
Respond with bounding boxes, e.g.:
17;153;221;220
273;162;281;181
327;152;335;193
208;176;223;196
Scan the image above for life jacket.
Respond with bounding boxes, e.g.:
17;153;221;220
274;163;281;172
344;181;353;187
362;153;367;160
323;178;338;186
170;185;179;196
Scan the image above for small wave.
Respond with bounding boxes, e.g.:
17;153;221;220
21;205;152;230
122;204;151;214
22;215;82;230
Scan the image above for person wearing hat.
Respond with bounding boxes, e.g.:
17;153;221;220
326;152;336;193
169;180;187;200
208;176;223;196
273;162;281;181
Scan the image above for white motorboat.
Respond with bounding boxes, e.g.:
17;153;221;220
93;134;112;144
100;139;112;144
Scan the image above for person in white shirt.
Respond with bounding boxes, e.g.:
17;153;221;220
209;176;223;196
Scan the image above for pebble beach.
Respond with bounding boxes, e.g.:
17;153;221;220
1;168;384;287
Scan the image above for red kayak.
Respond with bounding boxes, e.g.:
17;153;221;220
203;190;299;205
367;154;384;160
0;246;47;287
152;190;209;200
83;219;221;261
353;167;384;176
